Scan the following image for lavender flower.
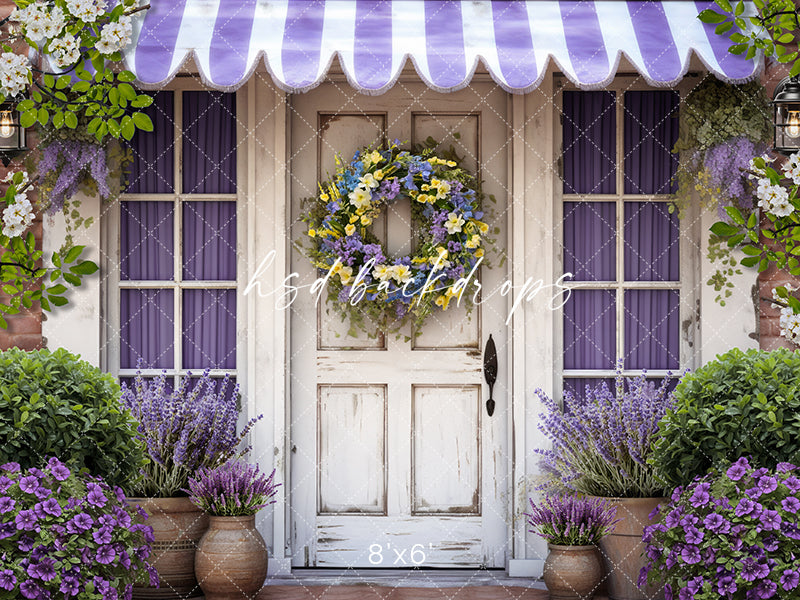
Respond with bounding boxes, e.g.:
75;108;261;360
536;365;677;497
525;494;618;546
187;460;280;517
121;368;263;497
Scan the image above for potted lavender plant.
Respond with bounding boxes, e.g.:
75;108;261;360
121;370;262;600
188;461;279;600
536;368;676;600
526;494;618;600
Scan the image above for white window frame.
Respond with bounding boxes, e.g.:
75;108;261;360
101;79;250;391
553;76;700;396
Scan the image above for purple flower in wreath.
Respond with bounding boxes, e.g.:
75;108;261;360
727;457;750;481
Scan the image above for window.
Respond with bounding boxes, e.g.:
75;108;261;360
108;89;239;390
559;87;684;398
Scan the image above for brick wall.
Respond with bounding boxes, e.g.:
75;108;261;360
0;0;43;351
758;60;796;350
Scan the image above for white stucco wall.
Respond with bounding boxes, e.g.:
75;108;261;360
41;192;102;367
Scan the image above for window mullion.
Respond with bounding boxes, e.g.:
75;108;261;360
174;91;183;386
616;92;625;371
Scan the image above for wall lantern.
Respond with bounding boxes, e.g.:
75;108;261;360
0;100;26;167
773;76;800;156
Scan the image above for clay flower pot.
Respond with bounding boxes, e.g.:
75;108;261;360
596;497;666;600
543;544;604;600
128;496;209;600
195;514;268;600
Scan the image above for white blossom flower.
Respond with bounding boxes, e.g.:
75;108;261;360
95;15;132;54
757;181;794;217
2;199;33;238
42;6;66;39
780;307;800;346
783;152;800;185
65;0;107;23
1;170;29;187
0;52;30;98
49;35;80;69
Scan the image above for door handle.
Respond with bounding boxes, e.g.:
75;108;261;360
483;334;498;416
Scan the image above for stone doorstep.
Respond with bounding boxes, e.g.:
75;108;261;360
265;569;548;588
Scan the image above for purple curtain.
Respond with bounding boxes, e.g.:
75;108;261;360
120;289;174;369
182;289;236;369
120;201;174;280
562;91;616;194
126;92;175;194
183;91;236;194
564;378;614;403
624;202;679;281
624;289;680;370
563;289;616;370
624;91;679;194
182;201;237;280
563;201;616;281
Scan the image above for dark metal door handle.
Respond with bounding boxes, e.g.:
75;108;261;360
483;334;498;416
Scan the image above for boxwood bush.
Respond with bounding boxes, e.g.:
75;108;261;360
0;348;145;489
652;347;800;487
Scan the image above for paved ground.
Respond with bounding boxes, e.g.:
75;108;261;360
256;586;609;599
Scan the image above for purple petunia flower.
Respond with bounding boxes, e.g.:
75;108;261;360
758;476;779;494
17;535;34;551
741;559;770;582
59;575;80;596
727;457;750;481
39;498;61;517
777;462;796;473
69;512;93;532
18;475;39;494
0;462;19;472
717;576;737;595
684;526;704;544
0;496;14;514
92;526;112;545
784;476;800;493
782;496;800;513
0;569;16;591
756;579;777;599
760;509;782;530
19;580;42;599
15;509;37;531
689;483;711;507
96;544;116;565
702;512;730;533
86;488;107;508
681;545;701;564
0;476;12;493
781;569;800;591
746;486;763;499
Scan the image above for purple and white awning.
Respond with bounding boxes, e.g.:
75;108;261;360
125;0;760;94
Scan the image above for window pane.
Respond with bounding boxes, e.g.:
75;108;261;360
120;201;174;280
119;376;175;396
183;91;236;194
563;201;616;281
182;201;237;280
563;289;616;370
624;202;679;281
562;91;616;194
563;378;615;404
120;289;174;369
624;91;679;194
182;376;238;404
126;91;174;194
624;290;680;370
182;289;236;369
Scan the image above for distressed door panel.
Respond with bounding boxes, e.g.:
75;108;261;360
412;385;480;514
318;385;387;514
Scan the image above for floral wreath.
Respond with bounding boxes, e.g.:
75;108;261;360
301;141;491;336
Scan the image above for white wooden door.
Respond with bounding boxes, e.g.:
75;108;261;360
289;82;510;568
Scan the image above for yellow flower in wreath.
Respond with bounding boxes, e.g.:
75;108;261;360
345;224;356;236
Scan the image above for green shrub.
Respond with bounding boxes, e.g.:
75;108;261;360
0;347;145;489
652;347;800;487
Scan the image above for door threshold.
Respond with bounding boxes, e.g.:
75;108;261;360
266;568;545;588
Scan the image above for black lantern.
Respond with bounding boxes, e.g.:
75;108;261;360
0;101;26;167
773;76;800;155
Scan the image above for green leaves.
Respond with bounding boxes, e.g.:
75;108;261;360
710;221;740;237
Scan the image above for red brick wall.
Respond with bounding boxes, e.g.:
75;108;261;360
0;0;43;351
758;60;797;350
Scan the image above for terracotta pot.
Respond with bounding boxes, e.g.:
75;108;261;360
596;497;667;600
128;497;209;600
543;544;604;600
195;514;268;600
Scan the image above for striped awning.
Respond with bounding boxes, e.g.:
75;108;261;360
125;0;760;94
